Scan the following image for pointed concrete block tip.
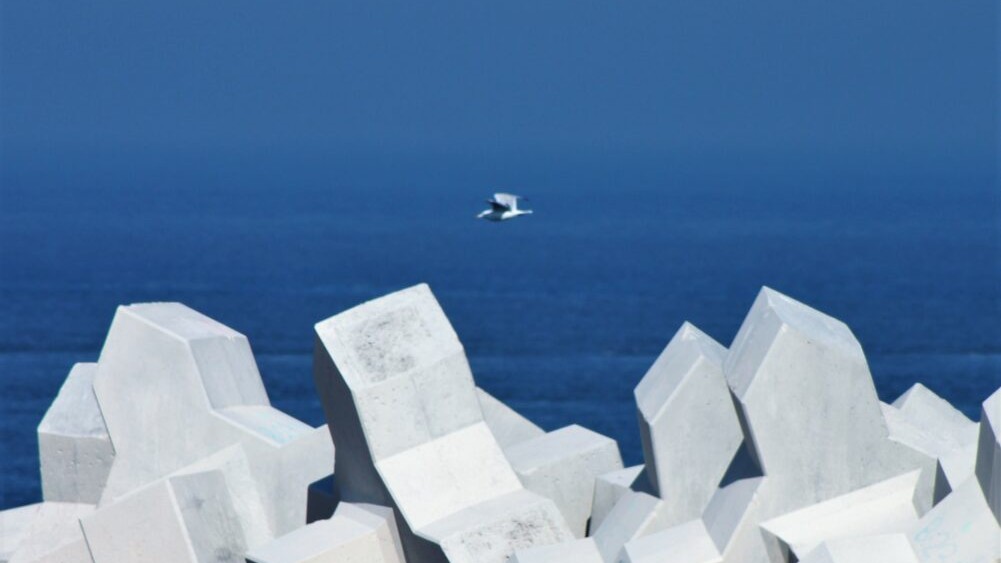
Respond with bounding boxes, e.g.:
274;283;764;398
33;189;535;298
725;287;861;399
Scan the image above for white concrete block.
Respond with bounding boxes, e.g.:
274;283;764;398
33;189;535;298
90;302;331;537
247;502;405;563
591;491;670;562
0;504;41;563
635;323;742;526
621;520;722;563
717;288;938;562
760;470;922;559
908;477;1000;562
505;424;623;537
892;383;978;442
8;502;94;563
314;284;573;562
975;387;1000;525
477;388;544;449
798;534;919;563
38;363;115;505
590;465;645;533
508;538;603;563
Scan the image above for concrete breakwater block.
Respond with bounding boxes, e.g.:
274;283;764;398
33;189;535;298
1;284;997;563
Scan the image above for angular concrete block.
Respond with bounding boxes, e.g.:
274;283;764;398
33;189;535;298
509;538;603;563
505;424;623;537
891;383;978;447
247;502;405;563
798;534;919;563
700;476;765;555
760;470;922;559
621;520;722;563
314;284;573;562
591;491;671;562
975;387;1000;525
635;323;742;526
717;288;938;562
38;363;115;504
477;387;543;449
89;302;331;538
589;465;645;533
8;502;94;563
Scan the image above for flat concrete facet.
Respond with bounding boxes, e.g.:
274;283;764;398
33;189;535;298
798;534;919;563
8;502;94;563
621;519;722;563
759;470;922;559
477;388;544;450
38;363;115;504
589;465;645;533
635;322;742;526
0;504;42;563
908;477;1000;562
591;491;670;562
508;538;603;563
246;502;405;563
505;424;623;537
974;388;1000;524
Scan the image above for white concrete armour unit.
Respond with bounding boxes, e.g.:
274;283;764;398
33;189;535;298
477;388;544;449
634;322;742;525
975;388;1000;525
8;502;94;563
621;520;722;563
246;503;406;563
798;535;919;563
759;470;922;560
508;538;603;563
38;363;115;504
908;477;1000;562
589;466;645;533
717;288;935;563
505;424;623;537
314;284;573;563
92;302;332;538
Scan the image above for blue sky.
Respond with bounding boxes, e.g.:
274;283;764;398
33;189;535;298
1;1;997;184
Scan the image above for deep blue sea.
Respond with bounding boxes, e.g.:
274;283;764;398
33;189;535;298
2;152;999;509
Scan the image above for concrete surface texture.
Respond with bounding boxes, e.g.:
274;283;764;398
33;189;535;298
0;284;998;563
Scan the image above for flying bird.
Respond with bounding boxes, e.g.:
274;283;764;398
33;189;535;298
477;193;533;222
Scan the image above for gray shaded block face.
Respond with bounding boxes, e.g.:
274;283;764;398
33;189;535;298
798;534;919;563
908;477;1000;562
975;388;1000;525
477;388;544;449
634;322;741;525
759;470;922;560
505;424;624;537
247;502;406;563
7;502;94;563
621;520;722;563
509;538;603;563
589;465;645;533
38;363;115;504
314;285;573;563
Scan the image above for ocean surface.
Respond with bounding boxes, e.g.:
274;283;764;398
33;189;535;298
1;153;999;509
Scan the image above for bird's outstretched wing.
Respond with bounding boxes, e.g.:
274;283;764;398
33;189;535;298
487;199;509;212
491;193;522;211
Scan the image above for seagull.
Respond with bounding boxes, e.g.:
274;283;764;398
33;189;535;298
477;193;533;222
